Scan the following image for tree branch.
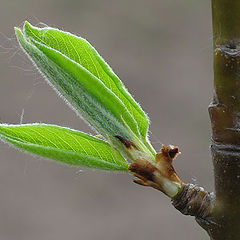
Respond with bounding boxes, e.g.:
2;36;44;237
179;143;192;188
206;0;240;239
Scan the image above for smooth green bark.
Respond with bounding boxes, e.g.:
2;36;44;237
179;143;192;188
207;0;240;239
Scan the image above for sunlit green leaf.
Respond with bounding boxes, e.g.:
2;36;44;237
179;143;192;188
15;26;137;156
15;23;156;161
24;21;149;140
0;123;128;171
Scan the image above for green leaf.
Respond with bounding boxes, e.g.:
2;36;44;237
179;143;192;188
15;23;156;161
0;123;129;171
24;21;149;140
15;26;139;157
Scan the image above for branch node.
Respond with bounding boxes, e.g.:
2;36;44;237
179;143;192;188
216;40;240;58
172;184;214;219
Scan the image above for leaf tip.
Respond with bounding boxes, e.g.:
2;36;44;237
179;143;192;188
14;27;22;37
14;26;27;45
24;20;31;27
24;20;33;31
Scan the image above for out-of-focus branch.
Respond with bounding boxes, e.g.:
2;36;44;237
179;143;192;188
206;1;240;239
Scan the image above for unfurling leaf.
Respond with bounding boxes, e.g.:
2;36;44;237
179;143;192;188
24;22;149;140
0;124;128;171
14;22;155;160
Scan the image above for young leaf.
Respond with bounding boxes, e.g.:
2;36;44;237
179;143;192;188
23;21;149;141
0;124;129;171
15;22;156;161
15;27;136;143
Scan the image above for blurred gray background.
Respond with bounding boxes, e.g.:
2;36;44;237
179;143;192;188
0;0;212;239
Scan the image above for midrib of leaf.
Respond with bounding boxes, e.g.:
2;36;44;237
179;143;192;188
0;124;129;170
4;136;127;170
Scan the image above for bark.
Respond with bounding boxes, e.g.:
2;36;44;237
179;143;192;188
207;0;240;239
